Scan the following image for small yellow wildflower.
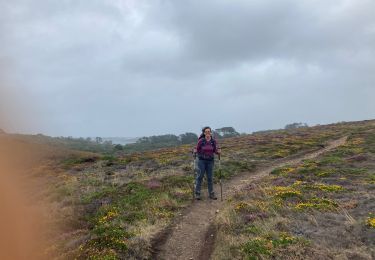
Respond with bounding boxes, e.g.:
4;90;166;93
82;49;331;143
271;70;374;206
295;198;338;210
273;186;301;198
98;210;119;224
313;183;343;192
235;202;249;211
278;167;295;174
367;217;375;228
295;202;315;210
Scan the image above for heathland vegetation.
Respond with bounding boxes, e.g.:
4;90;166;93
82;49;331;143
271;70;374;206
1;120;374;259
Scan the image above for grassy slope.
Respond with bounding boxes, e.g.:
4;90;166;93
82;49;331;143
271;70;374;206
212;121;375;260
44;120;372;259
2;119;374;259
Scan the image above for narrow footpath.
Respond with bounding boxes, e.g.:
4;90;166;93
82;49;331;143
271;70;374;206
153;136;348;260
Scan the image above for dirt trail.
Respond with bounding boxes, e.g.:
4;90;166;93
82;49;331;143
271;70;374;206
153;136;348;260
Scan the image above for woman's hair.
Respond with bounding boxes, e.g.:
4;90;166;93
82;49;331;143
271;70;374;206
198;126;212;139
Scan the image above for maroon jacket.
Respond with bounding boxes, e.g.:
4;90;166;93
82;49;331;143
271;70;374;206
196;137;219;160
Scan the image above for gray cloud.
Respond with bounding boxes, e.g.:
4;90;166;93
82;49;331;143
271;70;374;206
0;0;374;137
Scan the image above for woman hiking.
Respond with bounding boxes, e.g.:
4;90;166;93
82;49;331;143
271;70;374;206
194;126;221;200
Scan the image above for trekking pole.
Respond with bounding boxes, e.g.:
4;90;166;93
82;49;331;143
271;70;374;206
191;148;197;201
218;153;223;201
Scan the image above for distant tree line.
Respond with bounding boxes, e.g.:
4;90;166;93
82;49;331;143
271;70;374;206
3;123;309;154
21;134;116;153
2;127;242;154
120;127;241;153
2;122;315;156
284;122;308;129
214;127;241;138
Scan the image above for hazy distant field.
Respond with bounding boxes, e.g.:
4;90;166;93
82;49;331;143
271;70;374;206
102;137;139;145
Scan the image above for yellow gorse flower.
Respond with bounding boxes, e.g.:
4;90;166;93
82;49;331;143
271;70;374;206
313;183;343;192
367;217;375;228
280;167;295;174
98;210;119;224
235;202;249;211
273;186;301;198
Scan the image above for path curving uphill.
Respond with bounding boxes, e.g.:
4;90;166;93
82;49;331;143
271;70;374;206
152;136;348;260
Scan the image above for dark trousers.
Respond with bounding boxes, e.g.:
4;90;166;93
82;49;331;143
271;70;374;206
195;159;214;195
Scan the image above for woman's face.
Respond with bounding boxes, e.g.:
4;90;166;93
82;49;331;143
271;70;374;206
204;128;212;138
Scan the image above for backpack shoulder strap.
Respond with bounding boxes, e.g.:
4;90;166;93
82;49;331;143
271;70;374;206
199;138;216;149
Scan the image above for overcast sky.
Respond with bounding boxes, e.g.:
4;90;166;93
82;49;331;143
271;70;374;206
1;0;374;137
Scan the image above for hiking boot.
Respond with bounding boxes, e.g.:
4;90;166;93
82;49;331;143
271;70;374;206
195;194;201;200
209;193;217;200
